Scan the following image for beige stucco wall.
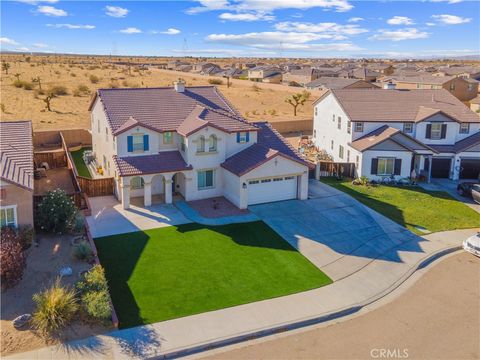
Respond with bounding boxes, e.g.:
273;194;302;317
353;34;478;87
0;182;34;228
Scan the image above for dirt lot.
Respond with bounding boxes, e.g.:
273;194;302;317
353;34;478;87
203;252;480;360
0;54;319;131
0;233;111;357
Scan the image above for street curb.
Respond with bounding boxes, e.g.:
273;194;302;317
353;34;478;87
154;245;462;359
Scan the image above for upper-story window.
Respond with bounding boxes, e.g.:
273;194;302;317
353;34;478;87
403;123;413;133
449;83;455;91
315;107;318;116
237;132;249;143
0;205;17;228
468;84;474;91
208;134;217;152
332;114;335;122
347;121;351;134
331;140;334;150
127;134;148;153
105;127;109;142
430;123;443;140
180;136;185;152
337;116;342;130
163;132;173;144
354;122;364;132
339;145;344;159
459;123;470;134
97;118;101;133
197;136;206;153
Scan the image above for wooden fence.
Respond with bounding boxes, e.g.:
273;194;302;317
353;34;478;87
34;151;66;169
77;176;115;197
317;161;357;179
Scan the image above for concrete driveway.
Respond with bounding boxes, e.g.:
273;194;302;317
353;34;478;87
250;180;427;281
86;196;191;238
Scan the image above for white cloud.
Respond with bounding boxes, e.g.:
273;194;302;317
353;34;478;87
291;13;303;18
47;23;95;29
274;21;368;37
16;47;30;51
33;42;49;48
161;28;181;35
431;14;471;24
187;0;353;14
387;16;414;25
369;28;429;41
119;27;142;34
16;0;58;4
348;17;364;22
105;5;129;18
429;0;463;4
219;12;275;21
426;22;436;26
0;37;19;45
36;5;67;16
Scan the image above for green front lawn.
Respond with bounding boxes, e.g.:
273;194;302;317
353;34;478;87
95;221;332;328
321;177;480;234
70;147;92;178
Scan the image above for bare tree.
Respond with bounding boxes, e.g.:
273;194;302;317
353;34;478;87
32;76;42;90
285;93;307;117
2;61;10;74
13;73;21;82
43;92;55;112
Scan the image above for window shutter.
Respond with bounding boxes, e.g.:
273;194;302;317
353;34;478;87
127;136;133;152
246;132;250;142
441;124;447;139
394;159;402;175
143;135;149;151
236;132;240;143
371;158;378;175
425;124;432;139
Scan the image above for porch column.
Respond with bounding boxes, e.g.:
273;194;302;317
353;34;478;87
427;155;432;183
144;181;152;207
121;183;130;209
164;179;172;204
299;172;308;200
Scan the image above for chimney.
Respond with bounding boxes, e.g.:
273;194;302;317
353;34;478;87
174;78;185;93
383;82;396;90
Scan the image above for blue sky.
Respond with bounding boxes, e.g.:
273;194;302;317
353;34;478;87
1;0;479;58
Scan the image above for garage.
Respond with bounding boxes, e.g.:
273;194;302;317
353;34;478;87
431;158;452;178
247;176;297;205
460;158;480;179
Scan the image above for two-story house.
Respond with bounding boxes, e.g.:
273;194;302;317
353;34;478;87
313;89;480;181
89;80;311;210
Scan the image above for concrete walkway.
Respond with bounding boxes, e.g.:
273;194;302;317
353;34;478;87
175;200;259;226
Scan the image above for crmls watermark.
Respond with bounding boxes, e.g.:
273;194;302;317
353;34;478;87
370;348;409;358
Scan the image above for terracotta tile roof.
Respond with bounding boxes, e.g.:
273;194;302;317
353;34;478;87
0;121;34;190
391;74;455;85
113;151;192;177
92;86;257;135
305;77;377;89
429;131;480;153
331;89;479;123
221;122;311;176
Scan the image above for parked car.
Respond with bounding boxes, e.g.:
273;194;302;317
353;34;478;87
456;182;479;197
472;184;480;204
463;232;480;257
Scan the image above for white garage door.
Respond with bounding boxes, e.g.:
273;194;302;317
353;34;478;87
247;176;297;205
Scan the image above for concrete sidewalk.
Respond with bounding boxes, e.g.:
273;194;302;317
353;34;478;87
7;227;473;360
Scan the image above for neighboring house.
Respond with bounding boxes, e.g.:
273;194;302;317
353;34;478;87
305;77;379;90
0;121;34;228
367;64;395;75
167;60;191;70
192;62;219;73
282;68;320;86
219;68;246;79
391;75;479;102
309;66;343;77
89;80;310;210
470;95;480;113
248;66;282;83
313;89;480;181
433;66;480;80
348;67;381;82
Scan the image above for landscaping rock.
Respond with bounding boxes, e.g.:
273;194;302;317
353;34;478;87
13;314;31;329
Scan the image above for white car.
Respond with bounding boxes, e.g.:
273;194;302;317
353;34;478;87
463;232;480;257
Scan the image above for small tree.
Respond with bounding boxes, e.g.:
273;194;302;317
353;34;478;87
2;61;10;74
13;73;21;82
285;92;307;117
35;189;77;233
32;76;42;90
0;228;27;290
43;92;55;112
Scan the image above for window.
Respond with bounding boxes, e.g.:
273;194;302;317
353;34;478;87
339;145;344;159
315;107;318;116
354;122;364;132
459;123;470;134
285;176;295;180
163;132;173;144
261;179;271;183
346;150;350;163
355;155;360;170
449;83;455;91
131;177;144;190
113;136;116;150
337;116;342;130
468;84;474;91
0;206;17;228
180;136;186;151
248;180;259;185
331;140;334;150
97;118;100;133
273;177;283;182
332;114;335;122
197;136;206;153
132;134;144;152
208;134;217;152
431;123;442;140
377;158;395;175
198;170;214;189
347;121;351;134
105;127;109;142
238;132;248;143
103;155;106;169
403;123;413;133
313;130;317;138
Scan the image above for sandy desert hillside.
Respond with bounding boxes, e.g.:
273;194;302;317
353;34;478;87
0;54;317;131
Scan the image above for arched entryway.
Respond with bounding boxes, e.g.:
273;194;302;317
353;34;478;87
172;172;187;200
151;174;165;205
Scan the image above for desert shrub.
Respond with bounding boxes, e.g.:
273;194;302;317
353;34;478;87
1;103;5;113
89;74;99;84
48;85;68;96
108;81;119;89
35;189;77;234
0;228;27;290
12;80;32;89
32;279;78;335
268;109;277;116
72;240;93;262
70;73;77;77
76;265;111;321
208;78;223;85
73;84;91;97
54;70;61;75
251;84;260;92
